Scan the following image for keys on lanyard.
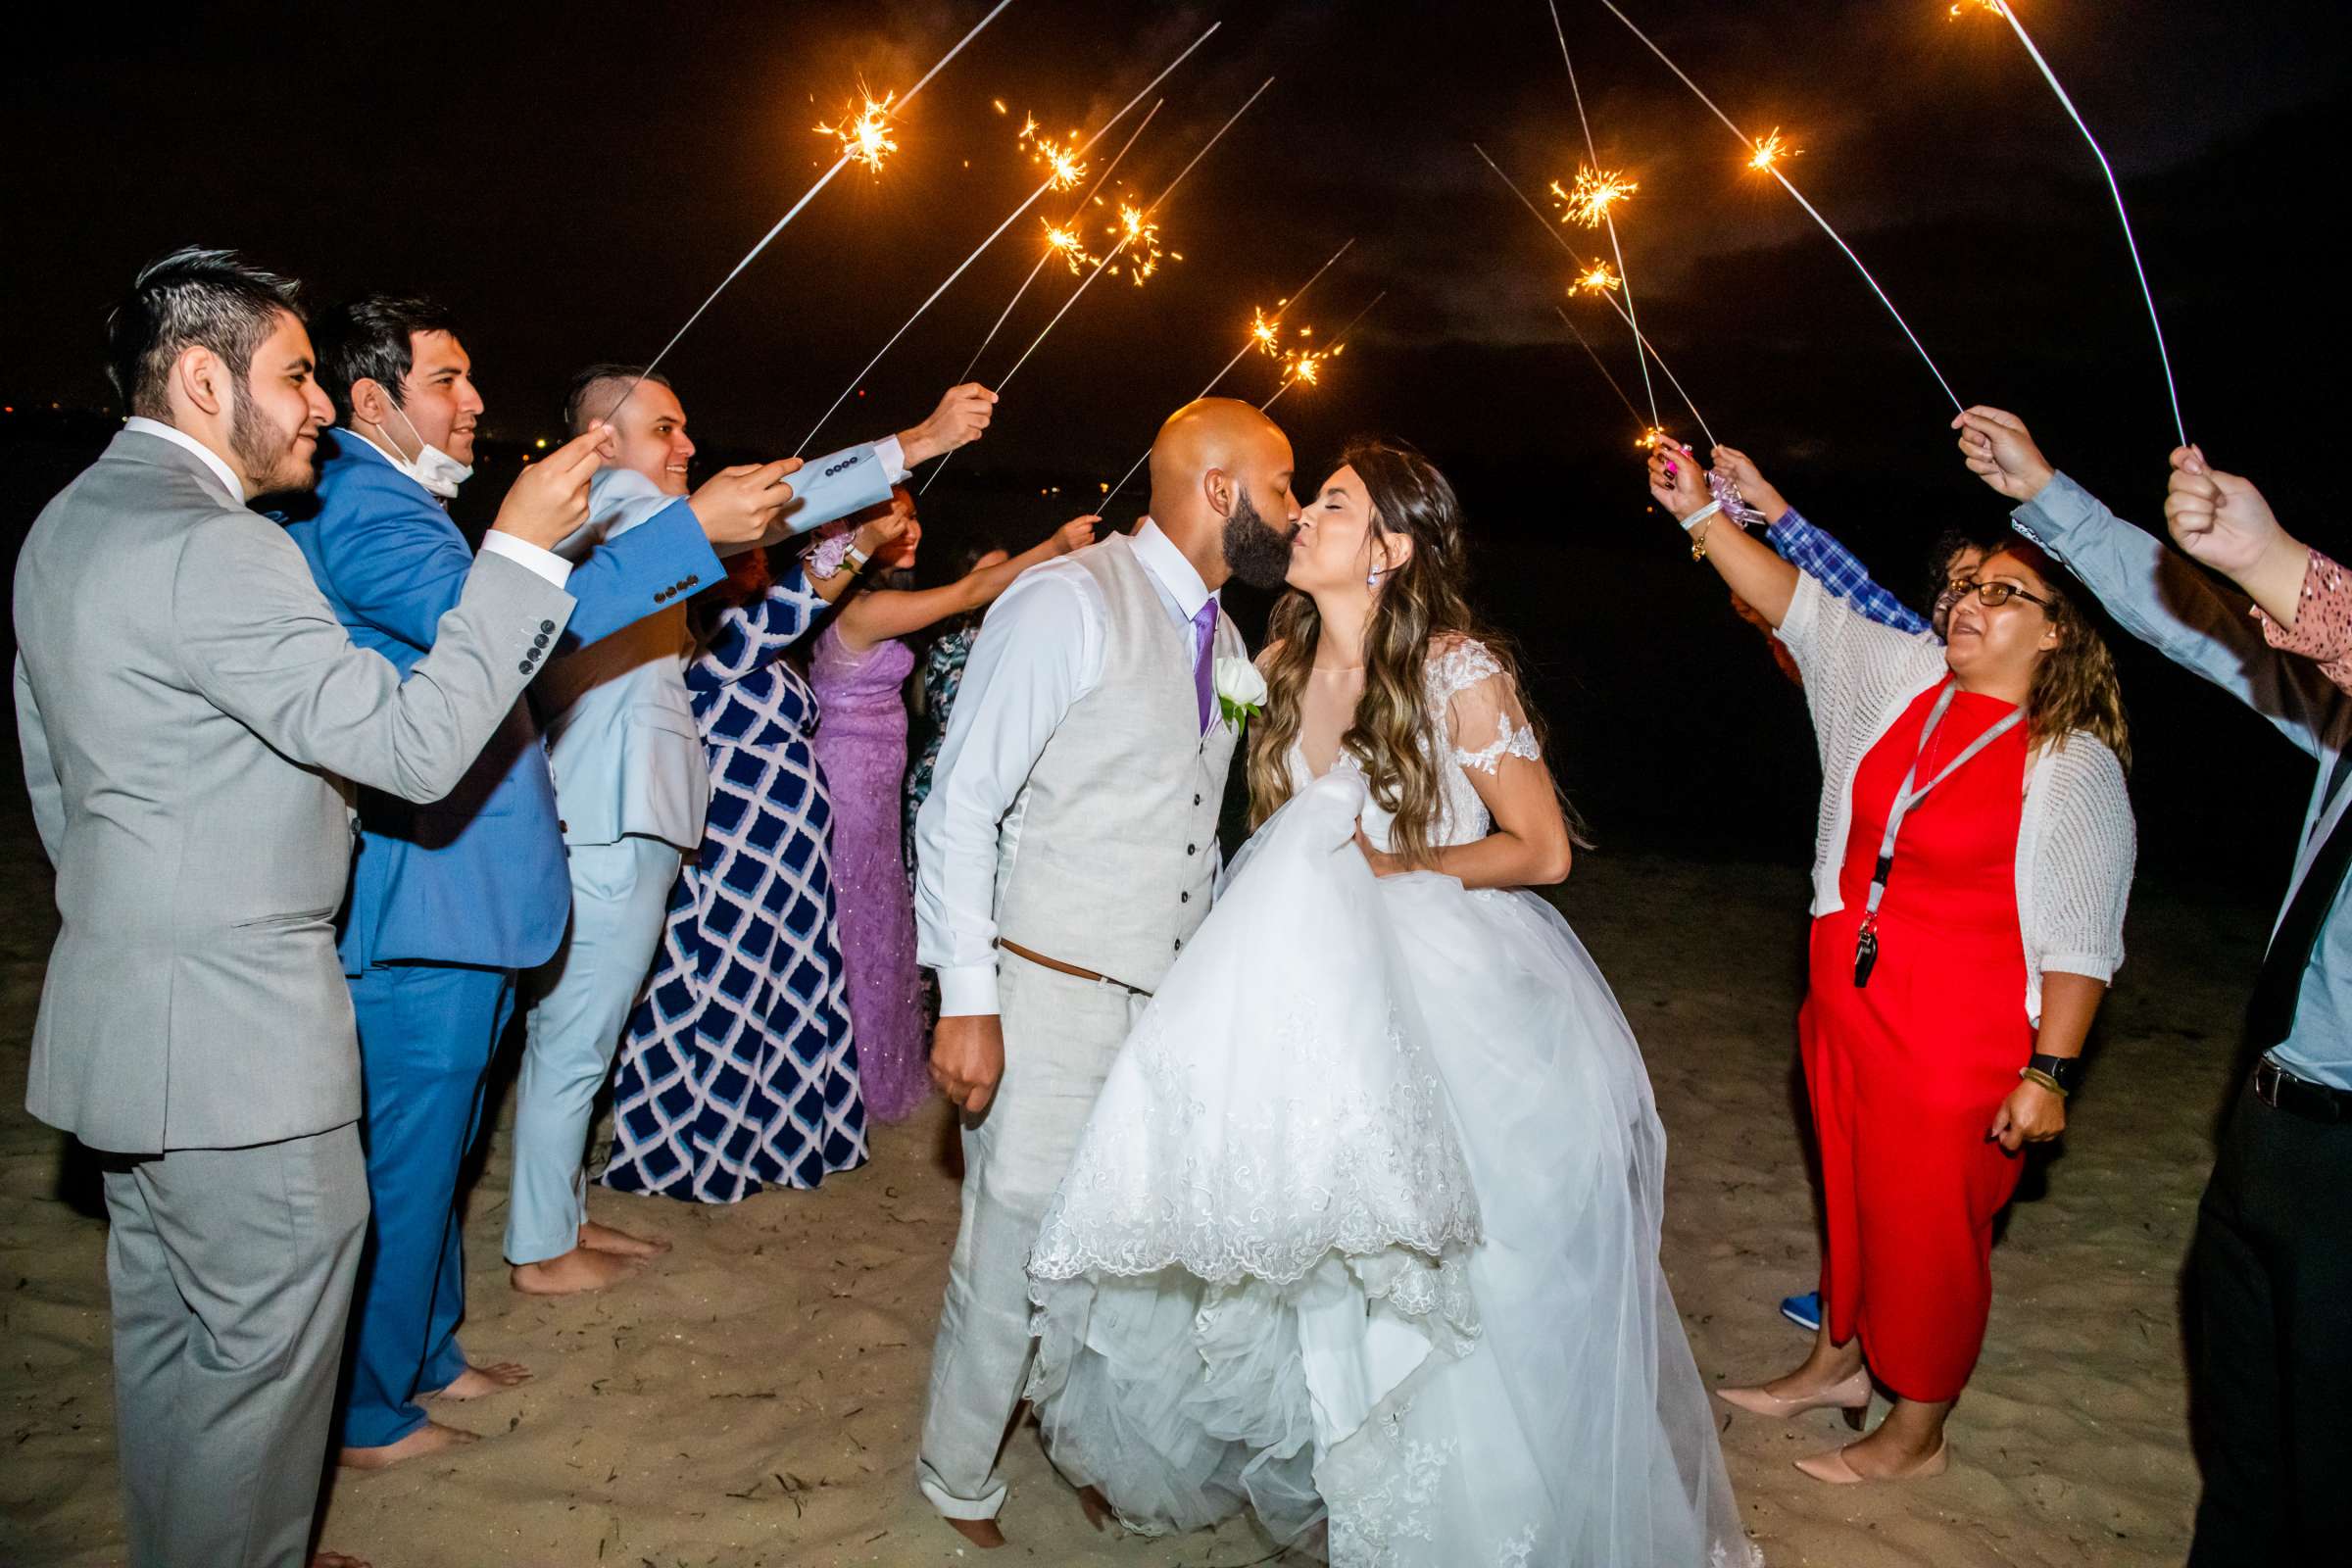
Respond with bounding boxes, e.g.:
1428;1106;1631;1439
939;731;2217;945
1853;685;2024;989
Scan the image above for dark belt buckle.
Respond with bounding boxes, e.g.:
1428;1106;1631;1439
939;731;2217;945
2255;1057;2348;1124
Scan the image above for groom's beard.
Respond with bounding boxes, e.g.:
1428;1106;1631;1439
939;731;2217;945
1221;492;1294;590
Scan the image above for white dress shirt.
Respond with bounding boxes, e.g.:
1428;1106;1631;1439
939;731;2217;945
915;519;1218;1016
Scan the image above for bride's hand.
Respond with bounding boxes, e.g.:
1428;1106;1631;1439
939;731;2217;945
1353;825;1401;877
931;1013;1005;1114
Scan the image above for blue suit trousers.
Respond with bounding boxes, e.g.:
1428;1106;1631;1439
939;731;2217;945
339;960;515;1447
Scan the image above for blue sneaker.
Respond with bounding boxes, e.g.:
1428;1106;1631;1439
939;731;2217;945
1780;1291;1822;1333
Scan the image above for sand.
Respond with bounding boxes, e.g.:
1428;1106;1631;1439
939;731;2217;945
0;807;2247;1567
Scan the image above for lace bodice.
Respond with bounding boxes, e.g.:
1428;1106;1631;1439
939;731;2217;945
1289;638;1541;854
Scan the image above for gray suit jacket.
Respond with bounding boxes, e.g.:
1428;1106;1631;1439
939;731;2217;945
13;429;577;1152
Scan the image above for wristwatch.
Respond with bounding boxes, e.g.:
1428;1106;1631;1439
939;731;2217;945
2024;1053;2083;1095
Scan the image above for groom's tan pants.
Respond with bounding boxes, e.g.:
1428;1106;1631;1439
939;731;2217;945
916;956;1147;1520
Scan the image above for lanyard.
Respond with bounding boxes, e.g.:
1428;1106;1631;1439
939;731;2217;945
1854;682;2025;987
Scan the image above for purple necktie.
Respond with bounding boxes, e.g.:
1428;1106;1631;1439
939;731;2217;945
1191;599;1219;732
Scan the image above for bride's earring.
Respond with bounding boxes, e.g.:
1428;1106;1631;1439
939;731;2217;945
1366;567;1382;588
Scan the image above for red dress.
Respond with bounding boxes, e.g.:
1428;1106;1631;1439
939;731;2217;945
1799;679;2033;1403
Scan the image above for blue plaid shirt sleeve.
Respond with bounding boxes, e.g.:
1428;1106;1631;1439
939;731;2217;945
1766;507;1933;635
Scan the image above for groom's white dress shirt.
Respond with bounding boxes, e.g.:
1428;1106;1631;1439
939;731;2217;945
916;518;1218;1017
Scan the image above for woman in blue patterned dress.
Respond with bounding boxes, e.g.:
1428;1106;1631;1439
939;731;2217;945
603;515;903;1201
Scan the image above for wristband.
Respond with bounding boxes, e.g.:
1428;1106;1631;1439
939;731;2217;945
843;542;873;574
1678;499;1723;533
2026;1052;2083;1095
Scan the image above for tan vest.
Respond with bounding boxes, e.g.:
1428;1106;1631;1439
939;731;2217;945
993;534;1245;993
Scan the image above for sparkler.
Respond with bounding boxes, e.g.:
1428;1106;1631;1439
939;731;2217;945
990;76;1276;398
1473;142;1716;447
800;24;1222;456
1262;291;1385;411
607;0;1019;423
1017;115;1088;190
1576;260;1622;295
951;82;1175;383
1597;1;1961;411
815;90;899;172
1954;0;2184;440
1547;0;1660;430
1553;166;1637;228
1105;203;1166;285
1099;235;1358;508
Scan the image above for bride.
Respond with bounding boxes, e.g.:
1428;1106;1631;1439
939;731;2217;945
1024;439;1755;1565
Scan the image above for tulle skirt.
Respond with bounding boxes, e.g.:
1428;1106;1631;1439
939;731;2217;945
1026;774;1756;1567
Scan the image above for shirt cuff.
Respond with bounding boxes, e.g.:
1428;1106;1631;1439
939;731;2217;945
935;962;1000;1017
480;530;574;589
2253;548;2348;653
873;435;910;483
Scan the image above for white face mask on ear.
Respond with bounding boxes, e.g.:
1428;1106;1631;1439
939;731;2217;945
372;387;472;499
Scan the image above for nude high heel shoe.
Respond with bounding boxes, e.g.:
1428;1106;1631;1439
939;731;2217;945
1793;1436;1950;1485
1714;1368;1872;1430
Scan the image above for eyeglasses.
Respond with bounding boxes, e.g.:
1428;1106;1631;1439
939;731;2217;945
1950;578;2053;611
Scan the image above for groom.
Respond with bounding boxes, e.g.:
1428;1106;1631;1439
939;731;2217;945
912;398;1300;1544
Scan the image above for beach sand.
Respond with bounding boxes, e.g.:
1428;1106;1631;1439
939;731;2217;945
0;815;2247;1567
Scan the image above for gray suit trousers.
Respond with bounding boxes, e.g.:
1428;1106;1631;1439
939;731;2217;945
104;1124;369;1567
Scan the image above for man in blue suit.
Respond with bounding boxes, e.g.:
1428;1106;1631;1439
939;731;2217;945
285;292;806;1468
507;368;993;1295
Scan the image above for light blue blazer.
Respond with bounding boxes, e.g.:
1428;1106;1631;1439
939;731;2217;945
537;444;898;852
283;432;722;973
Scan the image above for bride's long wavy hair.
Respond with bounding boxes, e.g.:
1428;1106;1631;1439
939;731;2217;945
1247;438;1581;868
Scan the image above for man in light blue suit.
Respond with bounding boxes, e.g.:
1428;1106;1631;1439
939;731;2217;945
507;368;995;1294
283;293;808;1468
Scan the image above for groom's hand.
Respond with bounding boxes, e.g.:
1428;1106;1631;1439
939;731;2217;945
931;1013;1005;1114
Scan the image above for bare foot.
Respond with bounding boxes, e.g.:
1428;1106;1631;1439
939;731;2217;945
579;1219;670;1257
339;1420;478;1470
944;1516;1007;1548
310;1553;371;1568
512;1247;643;1296
427;1360;531;1400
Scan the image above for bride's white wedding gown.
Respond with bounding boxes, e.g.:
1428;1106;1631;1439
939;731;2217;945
1025;642;1755;1566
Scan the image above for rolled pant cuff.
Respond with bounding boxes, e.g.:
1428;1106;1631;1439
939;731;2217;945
918;1469;1007;1521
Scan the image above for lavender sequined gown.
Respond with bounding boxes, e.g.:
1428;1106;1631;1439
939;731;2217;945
808;624;929;1122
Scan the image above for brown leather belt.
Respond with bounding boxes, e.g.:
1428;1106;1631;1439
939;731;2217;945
999;939;1148;995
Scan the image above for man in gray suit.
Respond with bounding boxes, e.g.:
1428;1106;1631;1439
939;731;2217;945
11;248;617;1568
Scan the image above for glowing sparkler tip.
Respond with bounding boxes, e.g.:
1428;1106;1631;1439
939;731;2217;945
1552;165;1639;228
817;90;900;172
1638;426;1668;451
1947;1;2006;18
1748;128;1797;172
1575;261;1623;296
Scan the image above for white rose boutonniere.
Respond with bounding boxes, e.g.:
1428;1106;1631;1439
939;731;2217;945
1215;656;1267;731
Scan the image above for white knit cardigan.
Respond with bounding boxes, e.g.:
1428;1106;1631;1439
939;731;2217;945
1775;574;2137;1023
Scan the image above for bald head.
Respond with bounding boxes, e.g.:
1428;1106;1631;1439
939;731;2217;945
1146;398;1299;591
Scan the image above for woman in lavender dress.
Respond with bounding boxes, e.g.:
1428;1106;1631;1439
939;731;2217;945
807;491;1099;1122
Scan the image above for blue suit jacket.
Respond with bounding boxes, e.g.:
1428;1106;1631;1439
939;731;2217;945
538;448;896;852
282;431;720;973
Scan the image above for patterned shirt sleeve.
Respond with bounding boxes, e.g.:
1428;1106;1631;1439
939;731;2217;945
2253;547;2352;697
1767;507;1934;636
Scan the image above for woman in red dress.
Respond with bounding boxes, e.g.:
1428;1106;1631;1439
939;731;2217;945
1648;444;2137;1484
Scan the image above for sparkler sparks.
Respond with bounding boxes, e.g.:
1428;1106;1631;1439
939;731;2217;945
1575;261;1623;295
1250;307;1281;356
816;91;899;172
1947;1;2006;17
1552;166;1638;227
1017;116;1088;190
1042;218;1096;272
1747;128;1796;172
1282;350;1323;386
1106;203;1165;285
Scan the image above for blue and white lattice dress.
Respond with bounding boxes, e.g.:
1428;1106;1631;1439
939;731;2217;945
603;570;869;1200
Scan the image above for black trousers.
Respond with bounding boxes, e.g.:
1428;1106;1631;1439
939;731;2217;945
2185;1079;2352;1565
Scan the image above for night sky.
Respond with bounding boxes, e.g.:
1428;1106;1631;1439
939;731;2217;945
6;0;2348;875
